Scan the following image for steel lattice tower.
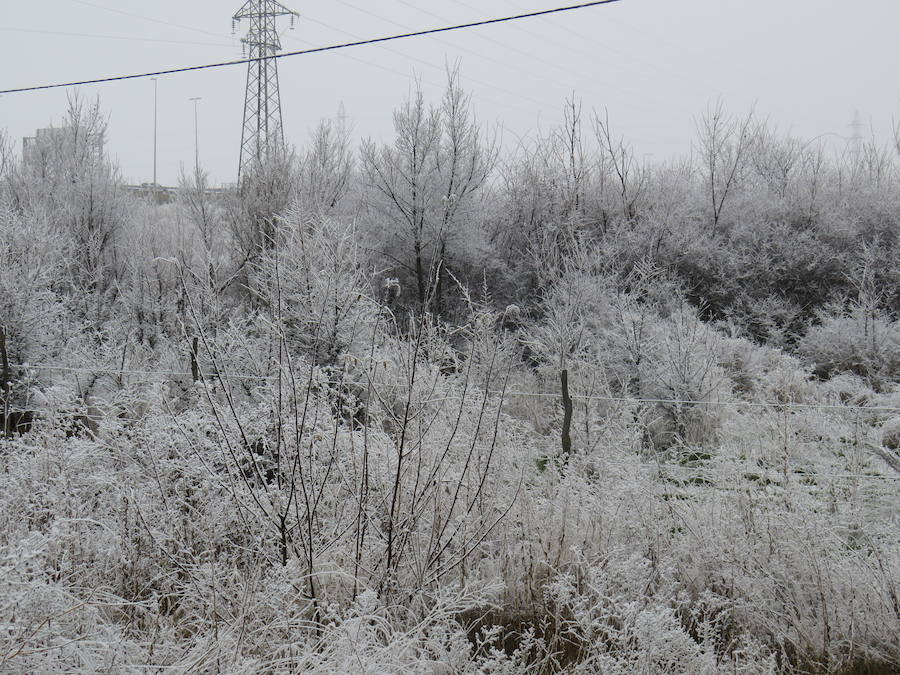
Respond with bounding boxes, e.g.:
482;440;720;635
233;0;297;182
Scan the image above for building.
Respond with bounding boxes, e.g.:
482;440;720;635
22;126;105;170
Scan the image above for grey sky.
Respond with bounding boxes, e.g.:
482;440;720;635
2;0;898;187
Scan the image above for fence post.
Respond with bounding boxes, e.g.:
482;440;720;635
1;327;10;439
190;336;200;383
561;368;573;460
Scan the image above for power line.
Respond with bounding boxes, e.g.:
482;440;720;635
280;33;447;105
67;0;229;40
587;6;762;91
334;0;612;113
299;13;553;112
278;31;541;119
484;0;735;105
413;0;693;145
0;0;623;95
0;26;233;48
282;28;527;116
453;0;659;108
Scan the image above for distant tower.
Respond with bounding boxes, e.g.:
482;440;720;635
232;0;298;182
336;100;347;135
848;109;864;162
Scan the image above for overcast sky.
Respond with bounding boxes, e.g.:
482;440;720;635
2;0;898;187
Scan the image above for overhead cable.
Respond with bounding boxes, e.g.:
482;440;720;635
0;0;623;95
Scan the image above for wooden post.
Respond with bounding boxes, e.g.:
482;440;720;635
190;336;200;382
117;339;128;387
1;327;10;439
561;368;573;460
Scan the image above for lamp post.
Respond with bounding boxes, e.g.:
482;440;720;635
151;78;158;186
189;97;201;174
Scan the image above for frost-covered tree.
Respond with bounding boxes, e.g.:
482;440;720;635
298;117;354;213
226;146;299;284
594;108;650;227
361;68;494;312
696;101;755;235
7;94;127;324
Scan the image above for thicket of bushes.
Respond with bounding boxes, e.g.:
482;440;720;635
0;86;898;673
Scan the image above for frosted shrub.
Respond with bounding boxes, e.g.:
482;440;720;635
523;254;731;452
642;300;729;450
798;303;900;388
881;416;900;450
2;95;900;673
0;204;66;369
528;551;779;674
7;96;129;326
252;207;381;365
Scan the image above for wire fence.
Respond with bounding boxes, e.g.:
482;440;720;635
7;360;900;413
2;360;898;485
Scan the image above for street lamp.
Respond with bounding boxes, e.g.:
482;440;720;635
189;97;201;174
151;78;158;186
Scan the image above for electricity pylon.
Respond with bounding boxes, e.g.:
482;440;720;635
848;109;863;163
233;0;298;182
